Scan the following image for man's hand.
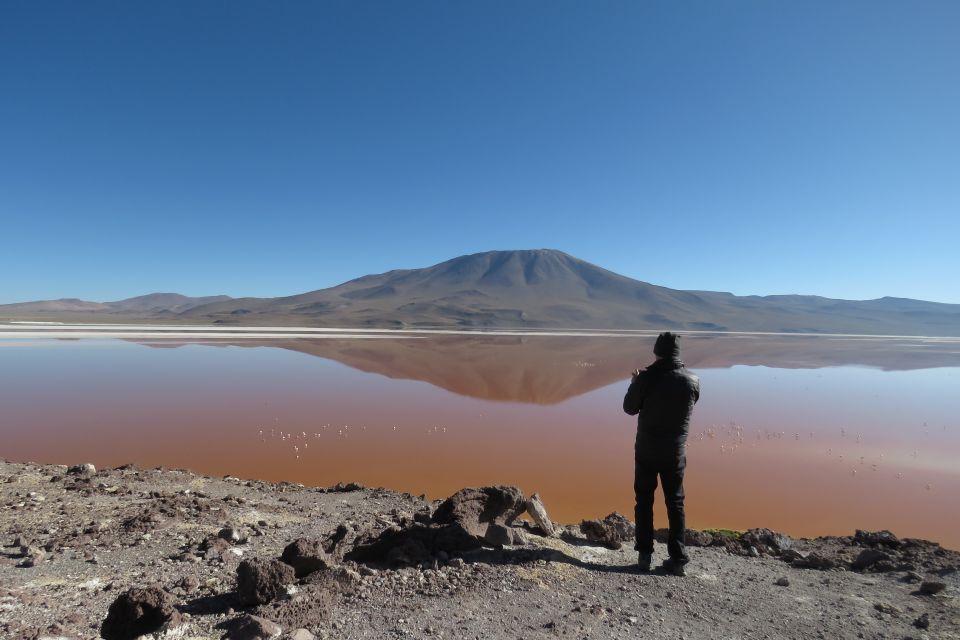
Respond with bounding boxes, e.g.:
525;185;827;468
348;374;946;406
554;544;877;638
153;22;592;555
631;368;641;384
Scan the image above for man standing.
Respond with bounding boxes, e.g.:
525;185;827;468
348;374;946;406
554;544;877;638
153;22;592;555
623;332;700;575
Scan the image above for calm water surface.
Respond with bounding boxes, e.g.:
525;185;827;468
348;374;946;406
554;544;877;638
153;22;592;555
2;331;958;548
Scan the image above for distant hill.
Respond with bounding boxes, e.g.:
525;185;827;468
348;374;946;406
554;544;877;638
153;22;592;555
1;293;230;316
2;249;959;335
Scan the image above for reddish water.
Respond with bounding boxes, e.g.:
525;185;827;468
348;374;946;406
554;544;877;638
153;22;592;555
1;333;958;548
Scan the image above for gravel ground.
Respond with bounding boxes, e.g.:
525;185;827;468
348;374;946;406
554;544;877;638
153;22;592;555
1;460;957;640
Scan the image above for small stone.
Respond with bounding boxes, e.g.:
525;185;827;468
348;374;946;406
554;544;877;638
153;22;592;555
67;463;97;477
176;575;200;594
873;602;901;614
219;526;248;544
792;552;835;571
913;612;930;629
18;546;45;567
225;614;282;639
748;546;760;558
919;581;946;595
289;630;316;640
774;577;789;587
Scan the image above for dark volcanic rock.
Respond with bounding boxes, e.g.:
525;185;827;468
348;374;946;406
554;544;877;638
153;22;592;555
347;523;481;566
792;552;837;571
201;535;232;560
319;524;354;560
347;486;534;565
431;486;527;545
741;528;792;555
854;529;901;548
100;587;182;640
483;523;527;546
852;548;893;572
654;528;714;547
685;529;714;547
237;558;295;606
919;580;946;595
281;538;332;578
580;513;635;550
324;481;364;493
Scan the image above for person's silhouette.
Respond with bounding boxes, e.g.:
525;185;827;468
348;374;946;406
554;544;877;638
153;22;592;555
623;332;700;574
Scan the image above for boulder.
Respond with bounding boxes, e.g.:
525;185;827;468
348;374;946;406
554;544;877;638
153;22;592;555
236;558;295;606
484;523;527;547
852;548;892;572
280;538;332;578
431;486;527;545
100;587;182;640
288;630;316;640
579;513;635;550
741;528;792;555
525;493;556;537
854;529;901;548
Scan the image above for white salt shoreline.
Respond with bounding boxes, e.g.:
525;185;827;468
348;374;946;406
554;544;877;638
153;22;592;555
2;321;960;341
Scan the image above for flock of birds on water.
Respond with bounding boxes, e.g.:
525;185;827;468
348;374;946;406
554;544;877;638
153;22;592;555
692;420;947;492
257;416;451;461
252;412;948;495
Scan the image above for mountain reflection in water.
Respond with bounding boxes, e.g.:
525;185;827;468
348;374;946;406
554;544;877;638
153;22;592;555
132;333;960;404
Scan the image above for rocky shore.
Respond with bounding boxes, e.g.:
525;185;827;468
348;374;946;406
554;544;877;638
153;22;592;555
1;460;957;640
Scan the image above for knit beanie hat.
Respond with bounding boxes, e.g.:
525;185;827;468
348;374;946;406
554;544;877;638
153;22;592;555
653;332;681;359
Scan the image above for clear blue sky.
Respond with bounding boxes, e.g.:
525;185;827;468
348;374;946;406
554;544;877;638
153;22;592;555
1;1;958;304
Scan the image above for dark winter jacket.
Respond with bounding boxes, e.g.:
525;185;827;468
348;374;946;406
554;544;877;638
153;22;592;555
623;358;700;456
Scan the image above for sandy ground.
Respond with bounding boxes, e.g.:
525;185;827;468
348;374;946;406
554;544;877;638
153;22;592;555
1;460;958;640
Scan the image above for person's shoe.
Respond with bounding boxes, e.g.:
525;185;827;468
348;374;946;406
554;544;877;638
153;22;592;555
661;558;688;576
637;552;652;572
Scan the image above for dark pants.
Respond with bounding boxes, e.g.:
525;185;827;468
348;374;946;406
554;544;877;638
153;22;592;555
634;449;688;562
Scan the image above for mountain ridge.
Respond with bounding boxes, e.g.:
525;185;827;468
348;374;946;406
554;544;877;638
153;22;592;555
2;249;959;335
